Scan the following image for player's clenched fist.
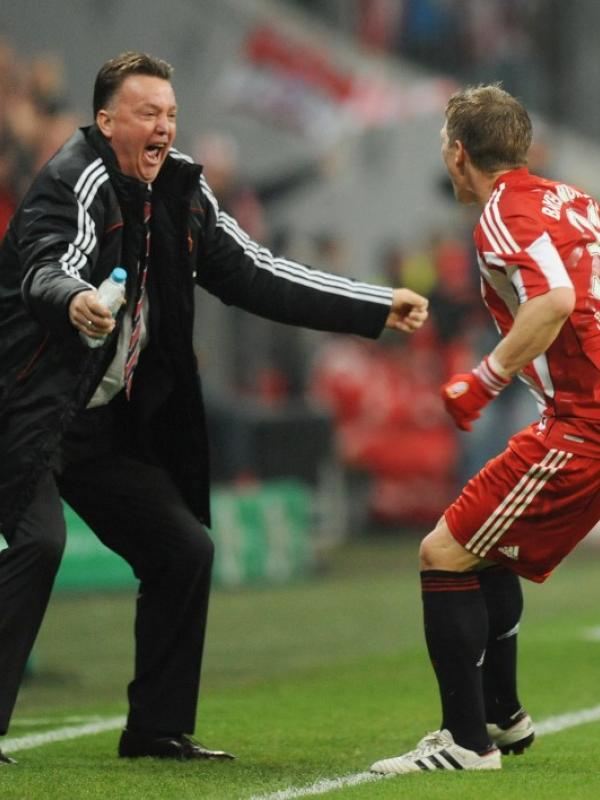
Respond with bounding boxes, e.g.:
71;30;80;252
441;355;511;431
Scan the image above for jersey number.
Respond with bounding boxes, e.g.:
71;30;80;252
567;202;600;299
566;202;600;256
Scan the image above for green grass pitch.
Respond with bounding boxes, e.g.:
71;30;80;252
3;534;600;799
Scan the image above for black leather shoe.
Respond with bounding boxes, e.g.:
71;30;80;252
118;728;235;760
0;749;16;765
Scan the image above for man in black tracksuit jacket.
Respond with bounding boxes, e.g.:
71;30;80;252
0;52;428;764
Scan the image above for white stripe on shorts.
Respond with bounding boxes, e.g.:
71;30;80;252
466;448;573;557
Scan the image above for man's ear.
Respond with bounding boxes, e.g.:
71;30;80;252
454;139;467;170
96;109;112;139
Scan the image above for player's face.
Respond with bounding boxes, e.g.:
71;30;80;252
97;74;177;183
440;124;476;205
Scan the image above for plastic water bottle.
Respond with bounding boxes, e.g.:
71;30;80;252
80;267;127;348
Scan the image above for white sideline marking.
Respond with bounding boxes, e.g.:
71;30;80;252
3;715;125;753
11;715;106;728
248;704;600;800
247;772;384;800
536;704;600;735
581;626;600;641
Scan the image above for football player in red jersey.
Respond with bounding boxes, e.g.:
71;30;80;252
371;84;600;775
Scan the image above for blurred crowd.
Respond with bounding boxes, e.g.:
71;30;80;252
0;38;81;239
289;0;550;115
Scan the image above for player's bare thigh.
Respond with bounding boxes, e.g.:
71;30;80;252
420;515;493;572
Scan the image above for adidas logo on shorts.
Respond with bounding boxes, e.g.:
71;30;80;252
498;545;520;560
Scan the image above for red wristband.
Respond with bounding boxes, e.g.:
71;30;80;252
473;355;511;397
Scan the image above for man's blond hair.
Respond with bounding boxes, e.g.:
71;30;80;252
445;84;532;173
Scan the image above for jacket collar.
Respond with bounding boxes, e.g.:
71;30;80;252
84;124;148;209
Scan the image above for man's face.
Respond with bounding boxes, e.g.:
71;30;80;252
97;74;177;183
440;123;476;205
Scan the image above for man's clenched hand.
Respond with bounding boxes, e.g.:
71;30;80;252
386;288;429;333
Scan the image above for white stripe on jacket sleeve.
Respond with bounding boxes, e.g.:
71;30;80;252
59;158;108;280
198;175;393;306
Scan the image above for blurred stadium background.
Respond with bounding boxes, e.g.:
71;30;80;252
2;2;600;796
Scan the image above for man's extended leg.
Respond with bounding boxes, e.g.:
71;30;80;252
371;519;501;774
479;565;534;754
0;471;66;760
58;448;233;760
421;568;490;752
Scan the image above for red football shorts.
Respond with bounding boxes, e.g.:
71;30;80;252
445;425;600;583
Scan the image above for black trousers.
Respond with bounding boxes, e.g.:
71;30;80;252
0;396;214;736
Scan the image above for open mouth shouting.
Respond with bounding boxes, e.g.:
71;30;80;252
146;142;167;164
144;142;168;169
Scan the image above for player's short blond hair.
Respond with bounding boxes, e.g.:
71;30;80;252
445;84;532;173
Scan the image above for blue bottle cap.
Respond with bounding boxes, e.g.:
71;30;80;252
111;267;127;283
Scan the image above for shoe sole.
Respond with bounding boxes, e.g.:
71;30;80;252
497;731;535;756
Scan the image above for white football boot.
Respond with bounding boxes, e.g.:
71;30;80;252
370;729;501;774
487;710;534;755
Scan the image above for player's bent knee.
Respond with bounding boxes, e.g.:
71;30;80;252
419;520;479;572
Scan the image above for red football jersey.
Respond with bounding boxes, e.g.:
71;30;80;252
475;166;600;456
